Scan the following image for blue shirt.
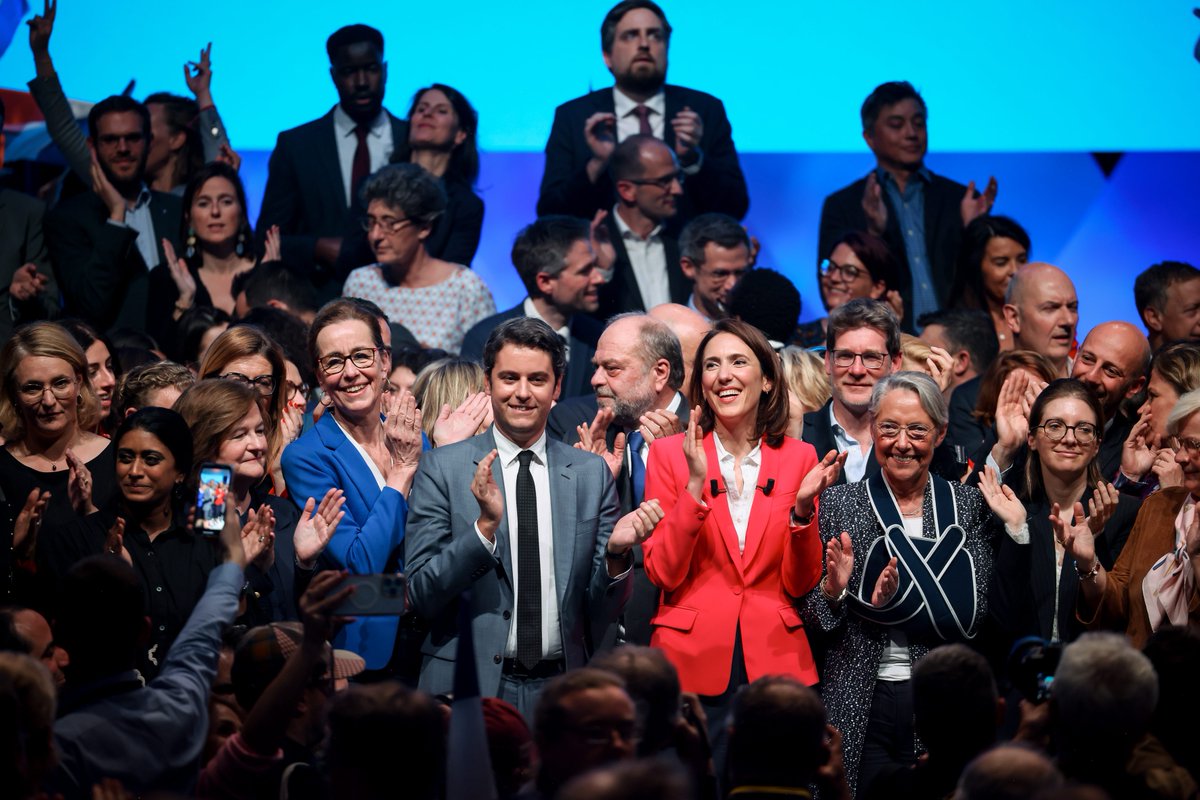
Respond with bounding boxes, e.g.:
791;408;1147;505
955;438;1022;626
878;166;937;328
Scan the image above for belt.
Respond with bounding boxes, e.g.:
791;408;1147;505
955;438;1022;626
502;658;566;679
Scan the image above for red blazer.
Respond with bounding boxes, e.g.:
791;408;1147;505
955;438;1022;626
643;432;823;695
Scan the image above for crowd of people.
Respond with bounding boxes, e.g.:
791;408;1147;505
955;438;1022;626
1;1;1198;799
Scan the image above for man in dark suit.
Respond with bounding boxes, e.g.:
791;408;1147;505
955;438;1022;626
0;95;58;340
919;309;999;454
678;212;752;322
537;0;748;222
595;135;690;320
461;216;605;399
45;95;181;333
818;81;997;327
256;24;407;284
405;318;660;719
1070;321;1150;480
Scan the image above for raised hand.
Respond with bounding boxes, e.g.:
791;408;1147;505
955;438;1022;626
294;489;347;568
65;449;97;516
183;42;214;106
584;112;617;162
576;406;625;479
472;450;504;540
589;209;616;277
1051;501;1094;566
1152;447;1184;489
682;408;707;501
795;450;848;520
961;176;999;226
263;223;282;263
884;289;905;322
214;142;242;172
89;152;125;220
383;388;423;479
298;569;355;644
9;263;48;302
871;556;899;607
1121;414;1156;481
608;499;665;554
637;408;681;443
979;465;1026;530
219;499;248;567
26;0;55;56
104;516;132;565
670;106;704;162
432;390;490;447
241;504;276;568
861;171;888;236
824;532;854;597
924;345;955;393
992;369;1034;469
1086;481;1119;534
12;488;50;557
162;237;197;315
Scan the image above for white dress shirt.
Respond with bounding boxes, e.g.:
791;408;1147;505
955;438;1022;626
612;205;671;310
105;185;158;270
333;105;395;206
829;404;873;483
627;391;684;472
475;427;563;660
613;87;666;141
332;415;386;490
712;432;762;553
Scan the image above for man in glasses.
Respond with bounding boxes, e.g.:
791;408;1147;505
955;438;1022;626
595;135;690;319
678;212;752;322
803;298;903;485
45;95;183;332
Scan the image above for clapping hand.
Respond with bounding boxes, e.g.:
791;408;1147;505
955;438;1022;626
383;388;423;476
960;177;999;226
584;112;617;162
472;450;504;541
1121;414;1156;481
861;172;888;236
104;516;132;565
13;488;50;557
575;406;625;479
1050;501;1095;566
682;408;706;501
589;209;616;278
608;499;665;554
824;532;854;597
9;263;48;302
242;504;276;569
1086;481;1119;535
432;391;490;448
671;106;703;162
162;238;196;311
263;224;282;263
795;450;848;520
294;488;347;569
637;408;681;443
66;449;98;516
924;346;955;393
979;466;1026;530
871;556;899;607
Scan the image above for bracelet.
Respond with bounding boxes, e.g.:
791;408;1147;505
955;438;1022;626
605;549;632;561
791;508;814;526
1076;558;1101;582
820;577;847;604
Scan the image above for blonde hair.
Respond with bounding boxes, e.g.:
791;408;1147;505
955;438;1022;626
198;326;286;468
778;346;831;414
0;322;101;442
411;357;486;439
173;379;261;485
899;334;934;374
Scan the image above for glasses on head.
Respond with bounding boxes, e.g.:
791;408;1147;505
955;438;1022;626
820;258;864;282
220;372;276;396
318;348;379;376
628;170;685;190
361;215;412;234
876;421;934;442
831;350;887;370
17;376;76;404
1037;419;1098;445
1168;435;1200;456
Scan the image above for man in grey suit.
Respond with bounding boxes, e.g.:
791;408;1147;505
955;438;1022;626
405;317;662;718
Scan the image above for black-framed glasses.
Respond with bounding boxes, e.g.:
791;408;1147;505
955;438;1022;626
286;381;310;402
831;350;887;370
318;348;380;375
361;215;412;233
876;421;934;442
220;372;276;395
1168;435;1200;455
1037;419;1098;445
819;258;863;282
97;132;145;146
628;170;685;190
17;376;76;404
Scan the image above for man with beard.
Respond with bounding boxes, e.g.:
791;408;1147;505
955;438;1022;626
45;95;182;332
462;216;606;399
537;0;748;222
256;24;407;286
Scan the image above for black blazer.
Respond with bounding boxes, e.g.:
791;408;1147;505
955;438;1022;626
537;85;749;221
594;211;688;320
802;400;880;487
256;107;408;274
459;302;603;400
45;189;182;333
817;169;968;329
947;374;985;454
0;188;58;340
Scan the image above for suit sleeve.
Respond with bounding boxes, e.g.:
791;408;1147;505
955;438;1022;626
197;105;232;164
26;73;92;184
8;197;59;325
280;441;406;574
256;133;318;269
438;187;484;266
45;205;143;330
587;462;631;630
683;97;749;219
781;446;823;598
818;188;863;264
537;105;612;218
642;437;708;593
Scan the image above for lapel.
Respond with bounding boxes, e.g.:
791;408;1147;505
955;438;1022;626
317;110;348;203
545;439;579;607
704;434;745;574
604;213;642;312
740;441;778;567
317;413;380;518
661;85;681;151
1027;500;1059;639
664;234;689;305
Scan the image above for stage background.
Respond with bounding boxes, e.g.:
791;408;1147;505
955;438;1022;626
1;0;1198;335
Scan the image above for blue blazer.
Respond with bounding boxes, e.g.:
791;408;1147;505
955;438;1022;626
281;412;408;669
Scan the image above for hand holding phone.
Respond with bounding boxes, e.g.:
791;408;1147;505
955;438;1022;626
195;463;234;534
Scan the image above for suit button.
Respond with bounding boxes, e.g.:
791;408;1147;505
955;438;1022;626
732;586;742;596
493;654;502;664
503;610;511;620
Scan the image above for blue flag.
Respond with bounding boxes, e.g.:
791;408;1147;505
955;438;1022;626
446;591;498;800
0;0;29;60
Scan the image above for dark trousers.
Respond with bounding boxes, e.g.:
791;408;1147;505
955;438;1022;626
858;679;916;795
699;626;748;794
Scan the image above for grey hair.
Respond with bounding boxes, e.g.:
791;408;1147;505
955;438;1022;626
1166;387;1200;436
868;371;948;429
825;297;901;355
360;163;447;227
608;312;684;391
1053;632;1158;748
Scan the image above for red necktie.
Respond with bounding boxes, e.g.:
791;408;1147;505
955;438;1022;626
633;104;653;136
351;124;371;193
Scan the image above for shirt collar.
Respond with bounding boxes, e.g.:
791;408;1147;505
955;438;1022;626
522;297;570;340
129;184;152;210
713;430;761;466
612;204;663;242
333;104;387;137
828;403;859;444
492;425;549;467
613;87;666;122
874;164;933;187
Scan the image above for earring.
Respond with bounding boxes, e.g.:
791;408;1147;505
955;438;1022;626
185;228;197;259
235;231;245;258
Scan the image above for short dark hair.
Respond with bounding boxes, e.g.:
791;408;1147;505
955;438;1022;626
591;645;681;756
950;215;1032;311
860;81;926;133
916;308;1000;375
176;306;232;365
113;360;195;418
534;668;627;743
689;318;790;448
679;213;750;265
1133;261;1200;320
729;676;827;788
87;95;150;141
361;163;447;229
326;24;384;61
511;216;592;298
609;312;684;391
913;644;998;763
404;84;480;185
726;267;801;344
1023;378;1105;502
482;317;567;383
823;230;900;294
55;557;145;681
826;297;902;355
309;299;386;370
144;92;203;186
609;134;663;182
232;262;318;317
601;0;672;52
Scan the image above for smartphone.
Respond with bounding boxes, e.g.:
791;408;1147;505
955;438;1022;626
330;574;408;616
194;463;234;535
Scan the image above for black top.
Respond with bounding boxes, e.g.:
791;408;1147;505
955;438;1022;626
0;440;117;530
145;260;215;357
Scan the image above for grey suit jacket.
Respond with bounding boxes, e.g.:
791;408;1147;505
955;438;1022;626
405;427;631;697
0;189;58;340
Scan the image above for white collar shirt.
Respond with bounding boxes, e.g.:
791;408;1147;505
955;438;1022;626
713;432;762;553
612;205;671;310
613;87;666;141
829;403;872;484
333;105;394;206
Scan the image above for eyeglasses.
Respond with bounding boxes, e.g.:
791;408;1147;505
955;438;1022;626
831;350;887;370
876;421;934;442
220;372;276;395
97;132;145;146
820;259;864;282
361;215;413;233
627;170;685;190
1037;419;1098;445
1168;436;1200;455
286;380;310;402
569;720;641;746
318;348;380;375
17;376;76;404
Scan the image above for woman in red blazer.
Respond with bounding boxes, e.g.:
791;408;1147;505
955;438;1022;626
643;319;845;749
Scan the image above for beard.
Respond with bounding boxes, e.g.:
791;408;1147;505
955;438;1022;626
598;385;656;430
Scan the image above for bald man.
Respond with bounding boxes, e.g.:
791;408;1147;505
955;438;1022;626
1003;262;1079;378
1071;321;1151;480
648;302;710;388
955;744;1063;800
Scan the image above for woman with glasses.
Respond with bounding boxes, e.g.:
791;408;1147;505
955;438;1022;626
793;231;901;348
799;371;998;796
947;215;1031;352
280;299;423;670
1119;342;1200;496
1070;388;1200;647
0;323;115;530
342;163;495;354
982;379;1137;646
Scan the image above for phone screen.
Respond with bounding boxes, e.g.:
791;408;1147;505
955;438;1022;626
195;464;234;533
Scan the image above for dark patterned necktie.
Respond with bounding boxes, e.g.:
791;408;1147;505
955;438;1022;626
351;124;371;193
515;450;542;669
633;104;653;136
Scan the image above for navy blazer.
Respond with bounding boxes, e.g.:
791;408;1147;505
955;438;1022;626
537;85;749;221
256;107;408;275
280;412;408;669
595;211;688;320
460;302;604;400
